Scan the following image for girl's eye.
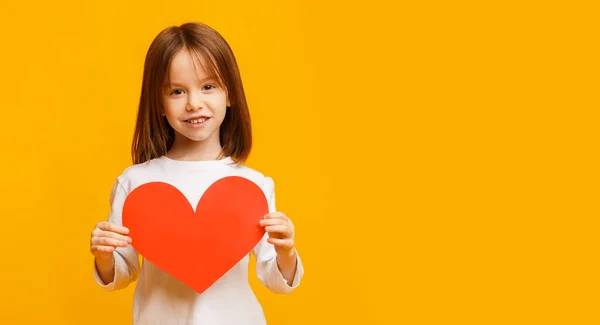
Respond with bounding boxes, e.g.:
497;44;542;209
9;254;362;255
203;84;216;91
171;89;184;95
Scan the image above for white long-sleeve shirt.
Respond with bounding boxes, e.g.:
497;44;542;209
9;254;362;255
93;156;303;325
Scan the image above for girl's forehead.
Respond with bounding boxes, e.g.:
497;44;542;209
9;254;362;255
170;51;206;75
167;49;218;83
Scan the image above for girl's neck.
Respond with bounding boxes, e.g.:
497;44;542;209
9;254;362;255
166;135;224;162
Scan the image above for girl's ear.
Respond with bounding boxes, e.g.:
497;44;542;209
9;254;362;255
227;97;231;107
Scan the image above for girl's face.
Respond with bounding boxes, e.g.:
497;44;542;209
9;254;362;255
162;49;229;147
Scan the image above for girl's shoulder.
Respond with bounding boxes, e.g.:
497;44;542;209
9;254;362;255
220;160;275;194
117;156;164;181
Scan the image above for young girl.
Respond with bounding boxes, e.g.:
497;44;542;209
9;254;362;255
89;22;303;324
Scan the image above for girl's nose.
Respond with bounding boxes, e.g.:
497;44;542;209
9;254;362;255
186;93;205;111
186;102;201;111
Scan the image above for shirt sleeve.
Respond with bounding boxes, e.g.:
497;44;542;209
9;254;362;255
93;178;141;291
252;177;304;294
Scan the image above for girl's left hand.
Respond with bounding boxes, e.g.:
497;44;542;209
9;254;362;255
260;212;296;256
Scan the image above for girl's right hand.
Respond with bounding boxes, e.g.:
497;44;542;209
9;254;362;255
90;221;132;260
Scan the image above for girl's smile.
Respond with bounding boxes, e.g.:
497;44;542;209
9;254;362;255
183;115;212;128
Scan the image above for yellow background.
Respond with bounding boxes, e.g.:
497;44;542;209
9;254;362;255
0;0;597;324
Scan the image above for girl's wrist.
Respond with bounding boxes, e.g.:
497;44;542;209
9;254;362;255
95;254;115;270
277;247;297;261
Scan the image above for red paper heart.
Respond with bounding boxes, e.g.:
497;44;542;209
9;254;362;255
122;176;268;294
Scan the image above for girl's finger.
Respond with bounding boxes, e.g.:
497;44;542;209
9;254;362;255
267;237;294;248
264;212;289;221
99;231;132;243
259;218;286;226
263;213;294;230
97;222;130;235
92;237;128;248
91;245;115;254
265;225;292;236
93;227;132;243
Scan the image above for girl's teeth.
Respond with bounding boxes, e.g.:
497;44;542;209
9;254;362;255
188;118;207;123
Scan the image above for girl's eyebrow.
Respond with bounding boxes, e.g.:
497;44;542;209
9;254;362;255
166;76;217;88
